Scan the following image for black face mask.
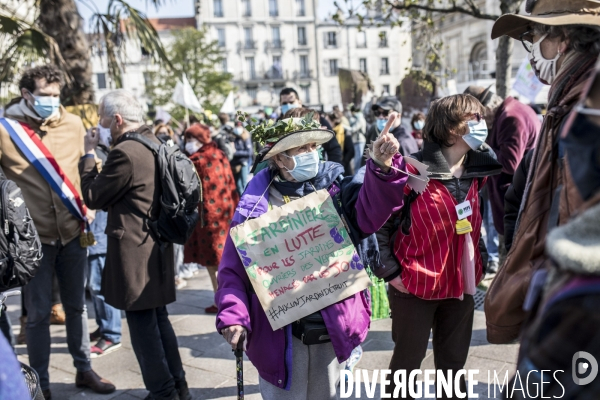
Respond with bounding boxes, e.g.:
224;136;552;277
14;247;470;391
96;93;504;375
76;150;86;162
561;113;600;201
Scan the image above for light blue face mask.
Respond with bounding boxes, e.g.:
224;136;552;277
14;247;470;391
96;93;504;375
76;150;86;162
29;92;60;119
280;103;299;116
414;120;425;130
283;149;320;182
463;119;488;150
376;118;388;132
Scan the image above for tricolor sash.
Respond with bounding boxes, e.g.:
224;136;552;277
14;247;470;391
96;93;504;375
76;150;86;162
0;117;87;223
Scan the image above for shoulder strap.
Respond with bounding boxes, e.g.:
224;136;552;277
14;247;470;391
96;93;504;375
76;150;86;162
122;132;161;155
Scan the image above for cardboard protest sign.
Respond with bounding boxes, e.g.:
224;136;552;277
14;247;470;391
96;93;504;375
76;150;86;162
230;189;372;331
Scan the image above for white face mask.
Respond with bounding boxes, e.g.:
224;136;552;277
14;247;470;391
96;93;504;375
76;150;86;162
185;139;202;155
529;33;561;85
97;123;112;147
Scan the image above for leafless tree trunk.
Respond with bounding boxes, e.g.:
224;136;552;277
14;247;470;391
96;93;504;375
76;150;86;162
495;36;513;98
37;0;95;105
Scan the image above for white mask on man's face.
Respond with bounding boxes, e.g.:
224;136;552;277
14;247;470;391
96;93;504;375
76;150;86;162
529;33;561;85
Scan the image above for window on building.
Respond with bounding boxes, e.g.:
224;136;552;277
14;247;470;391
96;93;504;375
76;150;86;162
329;59;338;76
247;86;258;101
380;57;389;75
269;0;278;16
357;31;367;48
217;28;226;47
246;57;256;79
244;27;254;48
296;0;306;16
300;55;309;77
298;27;307;46
359;58;367;73
271;26;281;48
272;55;282;78
97;73;107;89
382;84;390;95
302;86;311;104
379;31;388;47
214;0;223;17
222;58;228;73
242;0;252;17
326;32;337;48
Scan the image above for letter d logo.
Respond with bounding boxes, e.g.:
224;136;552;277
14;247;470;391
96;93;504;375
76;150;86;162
572;351;598;385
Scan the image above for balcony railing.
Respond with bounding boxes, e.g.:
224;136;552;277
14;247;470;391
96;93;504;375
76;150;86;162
269;9;279;17
380;68;390;75
294;69;312;79
379;40;388;48
266;40;284;50
237;40;258;51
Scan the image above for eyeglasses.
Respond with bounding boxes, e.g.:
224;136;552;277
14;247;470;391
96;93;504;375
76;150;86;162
374;109;390;117
520;30;534;53
471;113;482;123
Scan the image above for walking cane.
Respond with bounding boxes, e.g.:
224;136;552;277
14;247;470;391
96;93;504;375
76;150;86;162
234;334;245;400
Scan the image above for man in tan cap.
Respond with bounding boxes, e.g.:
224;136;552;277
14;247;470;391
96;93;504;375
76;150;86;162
485;0;600;344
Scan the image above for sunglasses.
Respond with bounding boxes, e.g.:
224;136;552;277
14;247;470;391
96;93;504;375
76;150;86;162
374;109;390;117
471;113;482;123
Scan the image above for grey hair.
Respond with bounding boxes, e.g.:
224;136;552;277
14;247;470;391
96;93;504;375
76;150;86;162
532;23;600;55
99;89;145;123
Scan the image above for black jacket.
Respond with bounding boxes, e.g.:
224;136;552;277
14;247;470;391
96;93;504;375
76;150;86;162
504;149;534;252
320;116;343;163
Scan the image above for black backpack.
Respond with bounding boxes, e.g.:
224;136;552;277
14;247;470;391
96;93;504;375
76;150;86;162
0;173;42;291
123;133;201;245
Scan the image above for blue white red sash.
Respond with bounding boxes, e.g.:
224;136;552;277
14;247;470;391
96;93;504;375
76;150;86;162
0;117;87;223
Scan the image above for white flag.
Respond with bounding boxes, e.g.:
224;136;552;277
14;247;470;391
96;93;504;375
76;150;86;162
219;91;235;114
155;106;172;123
171;74;203;113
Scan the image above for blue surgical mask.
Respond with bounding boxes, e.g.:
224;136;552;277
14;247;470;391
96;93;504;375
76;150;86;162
29;92;60;119
376;118;388;132
283;149;320;182
463;119;488;150
414;120;425;130
234;127;243;135
280;103;299;116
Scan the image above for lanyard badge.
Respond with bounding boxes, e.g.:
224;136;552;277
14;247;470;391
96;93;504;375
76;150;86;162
455;200;473;235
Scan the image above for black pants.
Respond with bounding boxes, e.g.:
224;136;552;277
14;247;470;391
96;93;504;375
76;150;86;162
386;286;474;399
126;306;185;399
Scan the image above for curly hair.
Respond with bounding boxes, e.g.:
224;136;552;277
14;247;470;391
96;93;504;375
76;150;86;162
423;94;484;148
19;64;64;92
532;23;600;55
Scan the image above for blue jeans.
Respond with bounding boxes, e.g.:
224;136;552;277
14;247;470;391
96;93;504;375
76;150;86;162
482;200;499;263
25;239;91;390
354;142;366;173
0;305;14;349
88;255;122;343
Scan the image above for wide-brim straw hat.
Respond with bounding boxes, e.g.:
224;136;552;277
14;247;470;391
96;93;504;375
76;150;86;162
262;129;333;160
491;0;600;40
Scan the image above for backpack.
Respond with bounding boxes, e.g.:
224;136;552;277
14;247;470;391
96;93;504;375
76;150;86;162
0;172;42;291
123;133;201;245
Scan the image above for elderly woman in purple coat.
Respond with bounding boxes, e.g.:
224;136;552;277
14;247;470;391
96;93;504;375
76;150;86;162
215;110;408;399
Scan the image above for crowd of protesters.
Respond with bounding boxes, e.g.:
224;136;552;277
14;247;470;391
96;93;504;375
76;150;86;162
1;0;600;399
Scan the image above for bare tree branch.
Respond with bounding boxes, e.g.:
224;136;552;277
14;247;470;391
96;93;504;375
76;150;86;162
385;0;500;21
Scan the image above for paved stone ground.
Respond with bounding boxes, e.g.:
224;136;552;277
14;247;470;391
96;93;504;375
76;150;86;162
5;270;517;399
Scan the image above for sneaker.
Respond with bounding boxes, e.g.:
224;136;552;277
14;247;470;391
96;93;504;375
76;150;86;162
90;338;122;358
175;277;187;290
204;305;218;314
487;260;500;274
343;345;363;380
89;328;101;342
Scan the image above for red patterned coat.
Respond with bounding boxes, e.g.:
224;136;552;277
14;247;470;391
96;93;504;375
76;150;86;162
184;142;239;266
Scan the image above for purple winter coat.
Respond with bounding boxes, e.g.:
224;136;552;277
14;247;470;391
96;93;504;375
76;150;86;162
215;156;407;389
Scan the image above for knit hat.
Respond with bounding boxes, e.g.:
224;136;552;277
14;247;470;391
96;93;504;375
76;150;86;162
185;123;212;144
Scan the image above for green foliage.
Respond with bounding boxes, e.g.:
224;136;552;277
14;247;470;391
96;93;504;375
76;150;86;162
145;27;233;120
236;111;321;145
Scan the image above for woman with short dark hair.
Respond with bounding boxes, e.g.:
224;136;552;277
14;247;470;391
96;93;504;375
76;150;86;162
372;94;502;398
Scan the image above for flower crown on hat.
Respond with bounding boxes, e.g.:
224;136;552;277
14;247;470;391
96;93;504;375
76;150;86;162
235;111;321;145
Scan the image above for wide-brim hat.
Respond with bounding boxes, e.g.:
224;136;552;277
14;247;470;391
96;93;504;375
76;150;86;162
261;129;333;160
491;0;600;40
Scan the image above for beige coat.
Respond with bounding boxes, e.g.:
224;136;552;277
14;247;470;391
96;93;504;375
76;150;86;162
0;99;85;245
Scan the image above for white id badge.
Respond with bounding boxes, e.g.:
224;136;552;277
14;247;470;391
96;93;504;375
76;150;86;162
455;200;473;220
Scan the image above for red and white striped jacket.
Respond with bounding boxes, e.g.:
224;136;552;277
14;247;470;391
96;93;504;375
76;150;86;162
393;171;485;300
